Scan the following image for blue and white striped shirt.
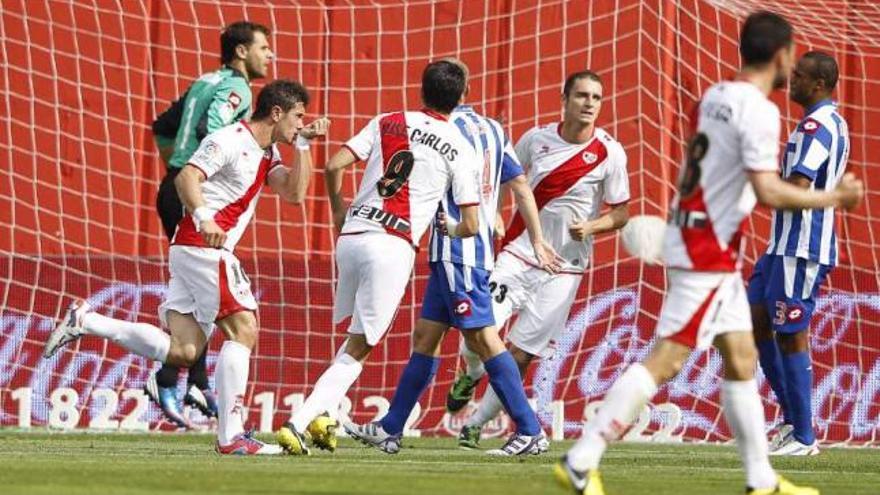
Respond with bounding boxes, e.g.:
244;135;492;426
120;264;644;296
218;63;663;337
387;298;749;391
428;105;523;270
766;100;850;266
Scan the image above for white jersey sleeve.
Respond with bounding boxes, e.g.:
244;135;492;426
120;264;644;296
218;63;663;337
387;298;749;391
188;136;230;179
344;116;381;161
603;143;631;205
514;127;540;171
739;98;781;173
450;144;481;206
267;143;286;178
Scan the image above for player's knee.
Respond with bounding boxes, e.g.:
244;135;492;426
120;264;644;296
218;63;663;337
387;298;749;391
343;335;373;362
167;344;200;368
218;311;258;350
723;348;758;381
462;329;504;360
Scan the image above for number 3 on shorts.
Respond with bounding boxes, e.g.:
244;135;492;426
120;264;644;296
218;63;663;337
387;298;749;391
488;281;508;304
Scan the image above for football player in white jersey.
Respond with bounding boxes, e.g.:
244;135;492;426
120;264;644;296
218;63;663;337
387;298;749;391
749;52;849;456
342;58;560;457
557;12;862;495
44;80;328;455
451;70;630;450
276;61;550;455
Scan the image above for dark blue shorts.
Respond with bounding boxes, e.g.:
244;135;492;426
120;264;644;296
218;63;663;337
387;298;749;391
420;261;495;330
747;254;831;333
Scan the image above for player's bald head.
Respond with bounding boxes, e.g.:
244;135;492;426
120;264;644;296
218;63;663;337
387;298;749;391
801;51;839;92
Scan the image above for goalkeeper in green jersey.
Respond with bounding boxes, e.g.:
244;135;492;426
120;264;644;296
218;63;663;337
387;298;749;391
147;20;273;429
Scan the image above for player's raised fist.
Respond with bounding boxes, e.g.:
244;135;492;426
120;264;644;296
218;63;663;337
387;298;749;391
200;220;227;248
300;117;331;140
836;172;864;211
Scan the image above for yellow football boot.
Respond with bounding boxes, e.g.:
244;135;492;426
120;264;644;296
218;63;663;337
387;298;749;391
307;414;339;452
746;476;820;495
274;422;310;455
553;456;605;495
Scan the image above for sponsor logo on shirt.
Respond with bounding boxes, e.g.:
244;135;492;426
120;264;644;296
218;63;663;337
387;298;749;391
229;91;242;110
802;118;820;135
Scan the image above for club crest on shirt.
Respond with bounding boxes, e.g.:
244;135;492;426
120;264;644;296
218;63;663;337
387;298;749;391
582;151;598;164
228;91;242;110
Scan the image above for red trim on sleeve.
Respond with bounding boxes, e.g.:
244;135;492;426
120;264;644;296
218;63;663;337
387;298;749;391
186;163;209;180
456;202;480;207
605;199;630;207
341;144;365;161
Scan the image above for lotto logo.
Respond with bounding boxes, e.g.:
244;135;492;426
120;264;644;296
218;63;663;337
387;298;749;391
454;299;472;316
802;119;820;134
787;305;805;323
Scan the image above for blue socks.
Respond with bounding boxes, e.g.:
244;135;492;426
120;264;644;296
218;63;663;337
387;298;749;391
756;338;793;425
781;350;815;445
380;352;439;435
484;351;540;436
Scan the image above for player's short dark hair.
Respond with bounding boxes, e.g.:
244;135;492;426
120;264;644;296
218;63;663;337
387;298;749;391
421;61;466;114
221;21;271;65
803;51;840;91
251;80;310;120
739;11;792;66
563;70;603;98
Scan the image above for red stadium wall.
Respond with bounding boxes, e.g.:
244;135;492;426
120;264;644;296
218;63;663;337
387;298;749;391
1;1;879;444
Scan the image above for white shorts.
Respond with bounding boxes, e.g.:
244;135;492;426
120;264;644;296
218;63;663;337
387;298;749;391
158;246;257;337
655;268;751;350
333;232;415;345
490;251;581;356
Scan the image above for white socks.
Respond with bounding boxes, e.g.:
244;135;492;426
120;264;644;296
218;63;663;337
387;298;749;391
460;339;486;380
722;379;777;490
568;363;658;471
291;353;363;432
215;340;250;446
466;386;504;427
82;313;170;362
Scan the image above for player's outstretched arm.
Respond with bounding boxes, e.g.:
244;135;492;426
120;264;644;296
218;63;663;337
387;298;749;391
569;203;629;242
324;146;359;231
174;165;226;248
749;170;863;211
507;174;562;273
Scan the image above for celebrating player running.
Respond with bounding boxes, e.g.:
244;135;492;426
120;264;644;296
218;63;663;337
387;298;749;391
556;12;862;495
44;80;327;455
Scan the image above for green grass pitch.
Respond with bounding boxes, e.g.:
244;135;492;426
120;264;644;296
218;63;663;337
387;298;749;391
1;432;878;494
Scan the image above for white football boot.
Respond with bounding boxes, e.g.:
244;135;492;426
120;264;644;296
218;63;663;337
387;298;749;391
43;299;91;358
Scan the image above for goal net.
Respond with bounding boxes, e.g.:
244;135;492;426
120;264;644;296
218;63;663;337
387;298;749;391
1;0;878;445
